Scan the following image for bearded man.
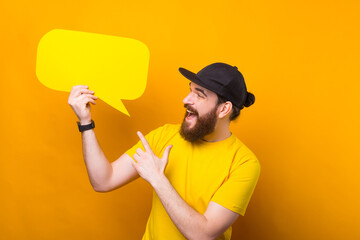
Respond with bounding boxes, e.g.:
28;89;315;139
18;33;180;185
68;62;260;240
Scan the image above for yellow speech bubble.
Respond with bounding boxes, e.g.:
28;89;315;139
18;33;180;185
36;29;150;116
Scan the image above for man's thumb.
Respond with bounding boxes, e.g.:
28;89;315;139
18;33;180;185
162;145;173;161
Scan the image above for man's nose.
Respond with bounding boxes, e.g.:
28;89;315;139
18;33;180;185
183;93;193;105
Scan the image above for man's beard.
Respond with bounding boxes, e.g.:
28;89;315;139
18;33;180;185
180;104;218;142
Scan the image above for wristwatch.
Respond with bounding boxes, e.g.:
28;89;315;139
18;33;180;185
77;120;95;132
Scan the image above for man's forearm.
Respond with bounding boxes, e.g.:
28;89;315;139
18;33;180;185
81;129;113;191
151;175;213;240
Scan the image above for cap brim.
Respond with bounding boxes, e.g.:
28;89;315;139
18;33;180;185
179;67;197;82
179;67;214;93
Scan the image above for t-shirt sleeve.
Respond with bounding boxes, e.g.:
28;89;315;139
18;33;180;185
211;155;260;216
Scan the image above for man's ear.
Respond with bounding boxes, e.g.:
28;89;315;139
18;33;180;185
217;101;233;119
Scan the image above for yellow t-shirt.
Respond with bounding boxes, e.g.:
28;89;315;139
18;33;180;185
126;124;260;240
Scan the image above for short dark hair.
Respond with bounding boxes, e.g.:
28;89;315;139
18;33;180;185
216;94;241;121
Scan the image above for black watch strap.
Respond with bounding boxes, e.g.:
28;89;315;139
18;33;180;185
77;120;95;132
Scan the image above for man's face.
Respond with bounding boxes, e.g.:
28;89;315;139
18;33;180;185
180;82;220;142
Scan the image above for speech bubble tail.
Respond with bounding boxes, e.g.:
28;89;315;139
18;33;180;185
104;98;130;116
117;100;130;117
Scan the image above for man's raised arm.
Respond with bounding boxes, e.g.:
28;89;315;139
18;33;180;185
68;85;138;192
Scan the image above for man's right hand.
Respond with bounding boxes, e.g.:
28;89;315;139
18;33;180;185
68;85;98;124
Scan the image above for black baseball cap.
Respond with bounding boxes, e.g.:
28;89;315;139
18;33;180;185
179;62;248;108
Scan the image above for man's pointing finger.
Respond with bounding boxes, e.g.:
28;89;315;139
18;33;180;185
137;131;152;153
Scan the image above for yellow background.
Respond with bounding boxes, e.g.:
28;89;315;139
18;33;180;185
1;0;359;239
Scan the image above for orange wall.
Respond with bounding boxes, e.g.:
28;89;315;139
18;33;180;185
1;0;359;239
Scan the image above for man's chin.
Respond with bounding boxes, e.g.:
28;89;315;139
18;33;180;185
184;120;196;130
180;121;202;143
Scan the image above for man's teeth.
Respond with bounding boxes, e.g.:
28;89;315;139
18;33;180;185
187;110;194;114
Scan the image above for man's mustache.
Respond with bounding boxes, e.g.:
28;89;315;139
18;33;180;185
184;104;198;116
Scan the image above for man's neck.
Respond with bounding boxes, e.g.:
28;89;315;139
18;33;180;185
202;121;231;142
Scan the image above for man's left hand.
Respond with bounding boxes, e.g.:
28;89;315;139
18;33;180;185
132;131;172;186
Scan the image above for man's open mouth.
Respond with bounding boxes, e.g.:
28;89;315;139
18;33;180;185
186;109;197;121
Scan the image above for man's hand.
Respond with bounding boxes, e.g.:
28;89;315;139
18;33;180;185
68;85;98;124
132;131;172;186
